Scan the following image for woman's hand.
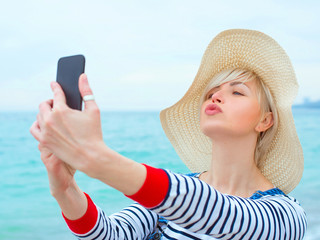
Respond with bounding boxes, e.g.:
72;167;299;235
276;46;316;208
30;104;78;196
30;74;146;196
38;143;76;196
30;74;105;177
34;143;87;220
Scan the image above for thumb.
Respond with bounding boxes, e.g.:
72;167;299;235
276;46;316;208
79;73;98;111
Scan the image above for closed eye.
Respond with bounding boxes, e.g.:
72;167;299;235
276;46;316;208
207;93;213;99
206;90;244;99
233;91;243;96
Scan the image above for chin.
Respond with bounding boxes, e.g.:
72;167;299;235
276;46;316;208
200;124;225;138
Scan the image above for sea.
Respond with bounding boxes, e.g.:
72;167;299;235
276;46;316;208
0;108;319;240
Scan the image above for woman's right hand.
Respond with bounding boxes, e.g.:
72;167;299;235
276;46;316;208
38;143;76;197
38;144;88;220
31;118;87;220
31;111;77;197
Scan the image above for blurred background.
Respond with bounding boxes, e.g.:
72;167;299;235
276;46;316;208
1;0;319;239
1;0;320;111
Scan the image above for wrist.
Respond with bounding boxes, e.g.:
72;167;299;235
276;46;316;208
53;183;88;220
51;177;79;200
84;144;147;195
81;141;113;179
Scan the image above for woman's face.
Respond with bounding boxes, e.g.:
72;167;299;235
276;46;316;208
200;79;262;139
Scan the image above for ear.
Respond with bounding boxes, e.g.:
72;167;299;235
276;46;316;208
255;112;274;133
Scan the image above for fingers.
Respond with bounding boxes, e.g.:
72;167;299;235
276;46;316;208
31;99;54;143
50;81;67;108
30;100;47;142
30;120;41;142
46;99;54;108
38;143;45;152
78;74;99;111
37;112;44;130
39;99;53;115
38;99;54;129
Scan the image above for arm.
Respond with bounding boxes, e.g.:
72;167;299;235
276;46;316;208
129;167;307;239
30;117;88;222
31;122;158;240
63;193;159;240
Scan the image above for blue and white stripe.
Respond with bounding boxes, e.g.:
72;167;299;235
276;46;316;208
71;170;307;239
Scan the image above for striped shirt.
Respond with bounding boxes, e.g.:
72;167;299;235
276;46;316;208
64;165;307;239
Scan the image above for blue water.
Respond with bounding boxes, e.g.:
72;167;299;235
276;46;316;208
0;109;319;239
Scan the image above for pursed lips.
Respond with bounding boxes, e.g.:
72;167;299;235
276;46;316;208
205;103;223;115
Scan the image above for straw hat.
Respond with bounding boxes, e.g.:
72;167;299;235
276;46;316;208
160;29;304;194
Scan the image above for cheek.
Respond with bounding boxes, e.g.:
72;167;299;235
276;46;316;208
231;101;261;128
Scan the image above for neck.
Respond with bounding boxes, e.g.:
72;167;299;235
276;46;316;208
201;134;273;198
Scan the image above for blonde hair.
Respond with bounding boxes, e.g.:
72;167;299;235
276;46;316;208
199;68;279;168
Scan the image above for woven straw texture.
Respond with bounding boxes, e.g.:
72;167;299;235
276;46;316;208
160;29;304;194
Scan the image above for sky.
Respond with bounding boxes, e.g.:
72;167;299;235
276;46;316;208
1;0;319;111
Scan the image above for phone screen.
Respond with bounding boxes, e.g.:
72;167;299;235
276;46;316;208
56;55;85;110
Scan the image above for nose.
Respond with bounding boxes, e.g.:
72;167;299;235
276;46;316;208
211;90;224;103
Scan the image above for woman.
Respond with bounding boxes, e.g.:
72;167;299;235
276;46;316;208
30;29;307;239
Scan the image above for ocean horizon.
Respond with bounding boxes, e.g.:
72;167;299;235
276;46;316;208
1;108;319;239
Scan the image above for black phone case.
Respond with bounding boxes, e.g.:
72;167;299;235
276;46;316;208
56;55;85;110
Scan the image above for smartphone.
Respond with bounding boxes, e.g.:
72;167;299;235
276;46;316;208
56;55;85;110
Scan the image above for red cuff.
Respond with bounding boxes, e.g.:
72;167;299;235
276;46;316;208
62;192;98;234
126;164;169;208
